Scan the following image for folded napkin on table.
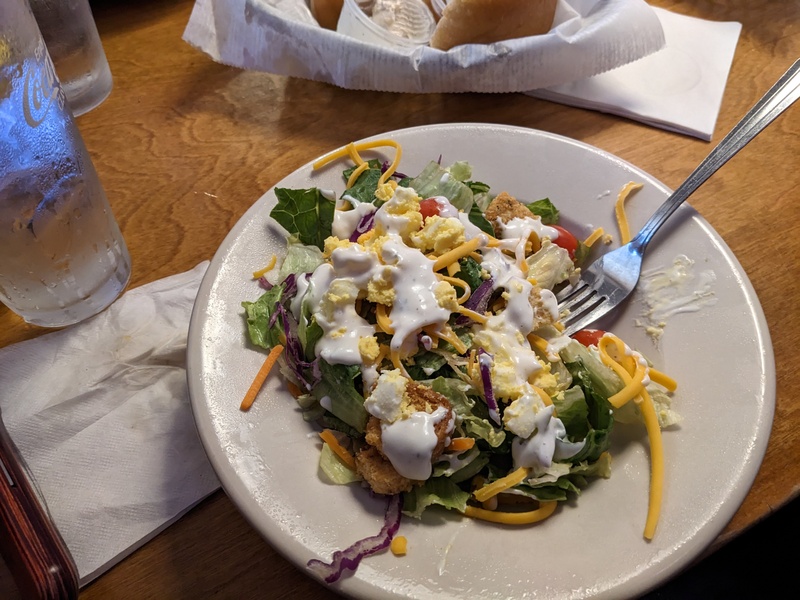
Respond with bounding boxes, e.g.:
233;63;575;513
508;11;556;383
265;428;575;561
527;7;742;140
0;262;221;586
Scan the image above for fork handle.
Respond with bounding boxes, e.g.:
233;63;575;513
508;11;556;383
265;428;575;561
632;58;800;252
0;418;79;600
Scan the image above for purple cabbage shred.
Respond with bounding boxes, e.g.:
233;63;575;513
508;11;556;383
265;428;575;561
349;210;376;242
281;273;298;299
307;494;403;583
275;303;320;391
258;276;273;290
454;278;494;326
380;160;408;180
477;349;502;426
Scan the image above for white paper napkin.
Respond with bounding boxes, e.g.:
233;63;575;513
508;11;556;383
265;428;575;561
526;7;742;140
0;262;221;586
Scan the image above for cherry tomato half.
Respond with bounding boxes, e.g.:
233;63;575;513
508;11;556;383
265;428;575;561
571;329;606;347
551;225;579;259
419;198;441;221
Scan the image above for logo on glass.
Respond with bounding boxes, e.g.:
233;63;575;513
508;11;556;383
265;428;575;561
23;40;65;127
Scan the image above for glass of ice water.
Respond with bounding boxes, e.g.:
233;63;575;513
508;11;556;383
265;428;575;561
0;0;131;328
28;0;113;117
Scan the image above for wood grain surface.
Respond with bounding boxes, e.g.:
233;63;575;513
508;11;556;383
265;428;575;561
0;0;798;598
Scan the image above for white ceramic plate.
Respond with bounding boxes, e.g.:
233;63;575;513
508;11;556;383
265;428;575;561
187;124;775;599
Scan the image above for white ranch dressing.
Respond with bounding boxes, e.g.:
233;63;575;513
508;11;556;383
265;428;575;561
332;200;376;240
473;247;542;395
511;405;584;475
381;234;451;352
290;273;311;319
430;195;485;239
314;278;374;365
381;406;453;480
499;215;559;244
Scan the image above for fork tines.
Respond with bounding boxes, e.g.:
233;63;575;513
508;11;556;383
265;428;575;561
556;281;607;335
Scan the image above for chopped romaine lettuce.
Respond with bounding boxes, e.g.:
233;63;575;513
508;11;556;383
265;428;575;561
319;443;362;485
526;240;575;290
278;237;325;281
402;477;470;519
242;284;285;350
311;361;369;433
407;161;473;211
525;198;560;224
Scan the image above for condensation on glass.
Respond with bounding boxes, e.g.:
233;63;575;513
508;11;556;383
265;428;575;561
0;0;130;327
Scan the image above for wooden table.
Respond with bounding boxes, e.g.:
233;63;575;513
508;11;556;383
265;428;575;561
1;0;798;597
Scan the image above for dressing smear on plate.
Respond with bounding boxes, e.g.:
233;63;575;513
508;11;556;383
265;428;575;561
636;254;718;342
240;140;680;584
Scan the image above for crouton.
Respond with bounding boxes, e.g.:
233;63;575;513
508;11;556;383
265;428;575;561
484;191;533;236
354;445;414;495
358;380;455;495
529;285;557;330
365;381;453;461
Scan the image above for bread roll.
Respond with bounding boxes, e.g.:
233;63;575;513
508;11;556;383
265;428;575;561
311;0;345;30
430;0;557;51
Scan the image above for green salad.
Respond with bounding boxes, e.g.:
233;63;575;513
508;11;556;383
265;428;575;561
241;143;679;583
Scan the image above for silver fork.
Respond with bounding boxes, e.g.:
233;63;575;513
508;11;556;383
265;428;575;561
557;58;800;336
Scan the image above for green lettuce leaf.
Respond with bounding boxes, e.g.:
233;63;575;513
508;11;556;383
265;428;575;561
408;161;474;212
311;360;369;433
467;202;495;236
552;386;590;440
278;237;325;281
526;198;559;224
318;443;361;485
433;447;490;484
402;477;470;519
342;159;383;204
560;362;615;464
270;188;335;250
430;378;506;448
241;285;285;350
455;256;484;292
405;351;448;380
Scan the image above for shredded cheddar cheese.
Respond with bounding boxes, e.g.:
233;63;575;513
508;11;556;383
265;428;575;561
252;255;277;279
527;333;549;355
596;334;671;539
649;368;678;392
432;325;468;355
463;501;557;525
437;274;471;304
583;227;605;247
473;467;529;503
346;161;370;189
432;237;484;272
639;387;664;540
446;437;476;452
531;385;553;407
313;139;402;186
614;182;643;244
390;536;407;556
375;304;394;334
454;305;488;324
